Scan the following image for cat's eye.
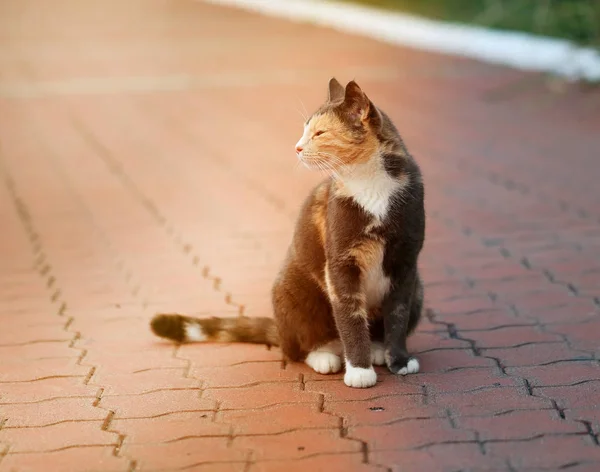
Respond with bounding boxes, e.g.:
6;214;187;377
314;130;325;137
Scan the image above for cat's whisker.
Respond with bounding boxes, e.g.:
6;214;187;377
303;154;342;177
313;152;350;178
297;96;309;121
294;97;308;122
292;159;304;172
308;158;341;180
294;106;308;122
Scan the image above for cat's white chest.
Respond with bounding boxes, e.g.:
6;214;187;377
364;250;391;309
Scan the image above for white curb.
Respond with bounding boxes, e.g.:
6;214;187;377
205;0;600;81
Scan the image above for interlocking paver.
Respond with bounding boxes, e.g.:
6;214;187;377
203;382;321;411
0;377;98;403
434;387;553;416
191;362;298;389
123;437;249;470
349;418;475;450
506;362;600;387
0;358;91;383
325;395;441;426
0;447;129;472
481;343;593;368
533;383;600;409
218;404;340;435
233;429;362;461
99;390;215;419
486;436;600;470
463;326;563;349
111;412;230;444
91;368;199;396
371;444;505;472
1;397;108;428
249;454;379;472
0;421;118;453
0;0;599;470
456;410;586;441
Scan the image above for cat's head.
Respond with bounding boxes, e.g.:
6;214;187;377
295;78;381;175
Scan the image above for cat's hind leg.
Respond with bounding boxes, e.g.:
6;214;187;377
305;339;343;374
272;262;340;372
368;318;386;366
370;341;386;366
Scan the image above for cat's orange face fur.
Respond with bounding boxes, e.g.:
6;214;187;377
295;80;380;174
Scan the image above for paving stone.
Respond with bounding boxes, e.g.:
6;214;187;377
0;421;118;453
0;0;599;470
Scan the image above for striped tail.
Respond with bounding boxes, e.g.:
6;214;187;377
150;313;280;346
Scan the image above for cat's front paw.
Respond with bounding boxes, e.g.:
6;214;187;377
344;361;377;388
385;352;420;376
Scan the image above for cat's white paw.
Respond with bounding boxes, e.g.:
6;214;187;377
344;361;377;388
305;351;342;374
370;342;386;366
398;357;420;376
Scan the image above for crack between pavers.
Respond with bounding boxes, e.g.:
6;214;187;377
64;107;595;471
481;431;589;445
170;460;250;472
0;156;133;466
1;419;113;430
170;344;260;464
0;443;10;467
243;451;381;467
102;409;214;421
531;378;600;389
101;387;203;397
68;113;276;465
479;348;594;366
427;306;600;445
322;392;424;404
0;339;73;348
69;116;246;315
0;375;85;384
436;206;599;312
6;443;120;455
537;324;599;361
0;395;98;406
217;400;328;412
68;112;511;469
17;124;228;470
200;380;298;390
577;421;600;447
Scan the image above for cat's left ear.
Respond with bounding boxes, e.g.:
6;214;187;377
327;77;345;103
343;81;370;123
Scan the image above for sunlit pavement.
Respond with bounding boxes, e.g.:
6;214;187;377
1;1;600;471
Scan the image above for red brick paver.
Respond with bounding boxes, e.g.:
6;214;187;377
1;1;599;471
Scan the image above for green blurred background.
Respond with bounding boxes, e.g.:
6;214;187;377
342;0;600;46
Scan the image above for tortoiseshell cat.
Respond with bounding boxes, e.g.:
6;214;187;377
151;78;425;388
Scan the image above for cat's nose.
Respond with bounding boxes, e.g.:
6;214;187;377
295;145;303;154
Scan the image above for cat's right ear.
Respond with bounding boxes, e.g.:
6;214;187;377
327;77;345;103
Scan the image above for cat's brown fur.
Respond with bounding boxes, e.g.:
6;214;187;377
151;78;425;388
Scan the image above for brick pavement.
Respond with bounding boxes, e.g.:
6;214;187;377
0;0;599;471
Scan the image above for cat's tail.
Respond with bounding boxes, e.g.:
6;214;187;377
150;313;280;346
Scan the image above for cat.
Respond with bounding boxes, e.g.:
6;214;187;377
151;78;425;388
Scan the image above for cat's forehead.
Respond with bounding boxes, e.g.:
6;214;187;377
306;110;340;130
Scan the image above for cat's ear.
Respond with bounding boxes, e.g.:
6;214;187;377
327;77;345;103
343;81;370;122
